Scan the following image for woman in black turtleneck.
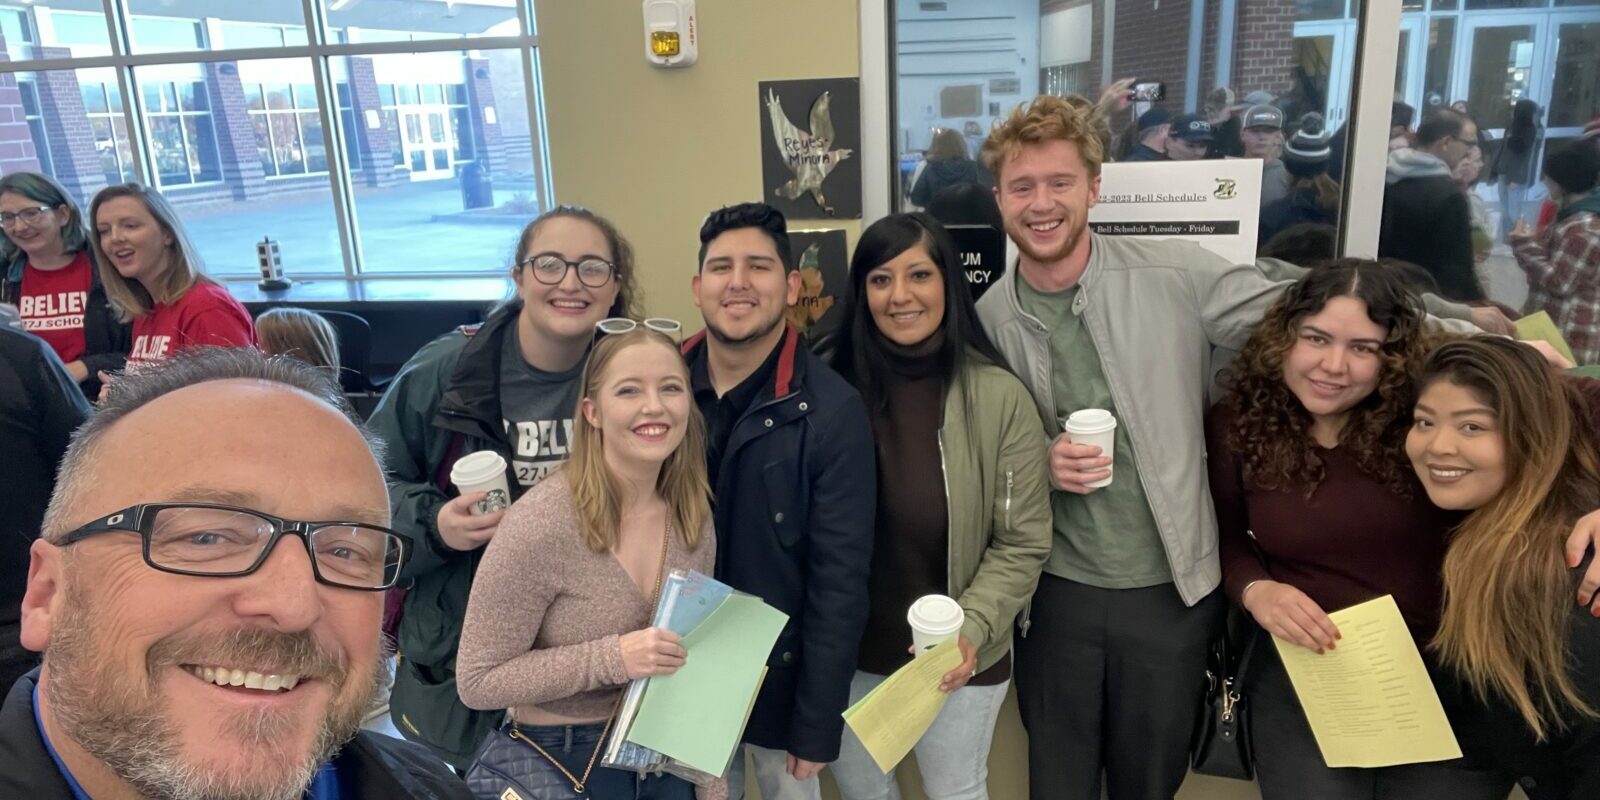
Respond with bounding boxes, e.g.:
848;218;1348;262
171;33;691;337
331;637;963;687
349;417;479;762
826;213;1052;800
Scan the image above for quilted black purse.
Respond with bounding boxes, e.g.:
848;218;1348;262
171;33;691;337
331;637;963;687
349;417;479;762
1191;623;1259;780
463;716;615;800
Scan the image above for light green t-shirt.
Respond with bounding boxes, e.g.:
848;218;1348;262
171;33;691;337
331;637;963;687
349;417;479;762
1015;274;1173;588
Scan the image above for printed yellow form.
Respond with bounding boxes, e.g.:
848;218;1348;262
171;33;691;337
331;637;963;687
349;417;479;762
841;637;963;773
1274;594;1462;768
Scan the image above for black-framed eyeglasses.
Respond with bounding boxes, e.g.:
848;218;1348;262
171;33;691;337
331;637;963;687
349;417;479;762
62;503;409;591
516;252;616;288
0;205;57;229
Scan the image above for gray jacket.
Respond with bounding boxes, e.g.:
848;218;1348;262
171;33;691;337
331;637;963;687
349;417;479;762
978;235;1481;605
976;234;1291;605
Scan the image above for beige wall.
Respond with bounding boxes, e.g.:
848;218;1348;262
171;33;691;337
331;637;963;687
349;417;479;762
534;0;862;325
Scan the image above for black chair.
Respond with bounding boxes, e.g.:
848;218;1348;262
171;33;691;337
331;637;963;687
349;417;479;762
314;309;377;395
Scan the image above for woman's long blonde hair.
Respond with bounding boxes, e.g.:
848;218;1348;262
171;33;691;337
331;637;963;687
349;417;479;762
89;183;212;322
564;329;709;553
1422;337;1600;740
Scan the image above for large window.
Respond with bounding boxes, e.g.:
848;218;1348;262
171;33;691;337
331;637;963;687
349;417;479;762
0;0;548;278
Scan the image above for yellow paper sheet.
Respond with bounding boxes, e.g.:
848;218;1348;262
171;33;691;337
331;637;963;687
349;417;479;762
1274;595;1462;768
842;638;963;773
1517;311;1578;366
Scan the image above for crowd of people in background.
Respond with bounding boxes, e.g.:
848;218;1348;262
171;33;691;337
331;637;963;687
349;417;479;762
1;77;1599;800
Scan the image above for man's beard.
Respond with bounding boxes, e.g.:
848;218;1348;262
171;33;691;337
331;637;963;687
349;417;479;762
705;305;786;348
43;581;389;800
1007;214;1087;269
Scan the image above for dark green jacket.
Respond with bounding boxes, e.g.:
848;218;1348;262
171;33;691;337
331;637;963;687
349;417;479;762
367;305;523;769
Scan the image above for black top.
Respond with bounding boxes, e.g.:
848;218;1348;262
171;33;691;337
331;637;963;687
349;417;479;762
1;255;132;399
1437;560;1600;800
690;338;781;492
0;310;90;629
1379;174;1484;302
0;670;471;799
859;335;949;675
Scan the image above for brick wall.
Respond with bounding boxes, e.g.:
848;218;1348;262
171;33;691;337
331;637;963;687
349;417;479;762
1075;0;1300;111
464;57;506;175
346;57;400;188
203;62;267;201
1231;0;1297;97
33;46;107;201
0;35;42;178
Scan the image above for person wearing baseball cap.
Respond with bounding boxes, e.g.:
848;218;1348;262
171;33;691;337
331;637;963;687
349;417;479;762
1259;113;1338;244
1122;108;1173;162
1165;113;1215;161
1240;103;1291;206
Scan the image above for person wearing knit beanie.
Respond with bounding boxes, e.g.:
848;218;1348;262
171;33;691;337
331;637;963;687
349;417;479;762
1259;114;1340;246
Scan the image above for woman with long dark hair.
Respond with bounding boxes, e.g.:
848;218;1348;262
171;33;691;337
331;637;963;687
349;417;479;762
1207;260;1513;798
1491;98;1544;242
827;213;1051;800
1408;336;1600;799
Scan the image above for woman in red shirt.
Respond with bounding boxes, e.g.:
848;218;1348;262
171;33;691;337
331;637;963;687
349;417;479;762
89;183;254;369
0;172;130;396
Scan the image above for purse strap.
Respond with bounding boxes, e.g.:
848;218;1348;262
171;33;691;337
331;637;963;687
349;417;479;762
508;515;674;795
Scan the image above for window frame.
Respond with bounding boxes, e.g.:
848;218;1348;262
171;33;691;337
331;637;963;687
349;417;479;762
0;1;550;280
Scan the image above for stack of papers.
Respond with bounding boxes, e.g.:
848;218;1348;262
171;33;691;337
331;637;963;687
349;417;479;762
616;570;787;777
841;638;963;773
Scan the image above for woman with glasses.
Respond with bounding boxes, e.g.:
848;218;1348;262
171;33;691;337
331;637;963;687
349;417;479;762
457;326;720;800
89;183;254;369
367;205;642;769
0;172;131;397
826;213;1052;800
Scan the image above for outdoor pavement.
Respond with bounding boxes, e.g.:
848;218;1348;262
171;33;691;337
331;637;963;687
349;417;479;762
180;178;535;278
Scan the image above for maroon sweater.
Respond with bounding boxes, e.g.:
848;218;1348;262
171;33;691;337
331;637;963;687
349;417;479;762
1206;404;1461;643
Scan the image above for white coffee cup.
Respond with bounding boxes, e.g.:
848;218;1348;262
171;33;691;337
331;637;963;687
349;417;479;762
450;451;511;515
1063;409;1117;489
907;594;965;654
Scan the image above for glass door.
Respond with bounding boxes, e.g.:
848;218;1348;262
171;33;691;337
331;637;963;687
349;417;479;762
1454;15;1548;137
1293;20;1357;128
1545;18;1600;146
1394;16;1427;113
401;109;454;181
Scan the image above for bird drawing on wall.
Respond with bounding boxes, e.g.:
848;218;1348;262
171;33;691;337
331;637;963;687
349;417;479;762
767;88;853;216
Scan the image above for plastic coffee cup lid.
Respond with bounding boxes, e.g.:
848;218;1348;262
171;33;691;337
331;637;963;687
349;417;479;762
907;594;964;633
1064;408;1116;434
451;450;507;486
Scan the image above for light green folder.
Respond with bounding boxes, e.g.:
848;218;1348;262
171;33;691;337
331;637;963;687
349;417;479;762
624;593;788;775
1516;311;1578;366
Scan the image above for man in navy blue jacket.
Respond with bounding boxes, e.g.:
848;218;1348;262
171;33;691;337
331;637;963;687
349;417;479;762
683;203;875;800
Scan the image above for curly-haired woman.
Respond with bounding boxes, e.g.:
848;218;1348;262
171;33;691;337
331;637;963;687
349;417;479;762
1205;259;1513;798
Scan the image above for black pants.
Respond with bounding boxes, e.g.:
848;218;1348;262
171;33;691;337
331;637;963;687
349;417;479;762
1014;575;1224;800
1252;643;1514;800
517;722;696;800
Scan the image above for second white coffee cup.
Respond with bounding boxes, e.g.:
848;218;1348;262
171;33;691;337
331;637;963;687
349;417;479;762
450;450;511;515
907;594;965;654
1063;409;1117;489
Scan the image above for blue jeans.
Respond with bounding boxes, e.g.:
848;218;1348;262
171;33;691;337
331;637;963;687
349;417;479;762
725;743;822;800
831;670;1010;800
1499;178;1529;242
514;721;696;800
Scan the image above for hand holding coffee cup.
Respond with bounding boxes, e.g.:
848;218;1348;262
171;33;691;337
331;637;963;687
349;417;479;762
1051;409;1117;493
440;451;512;551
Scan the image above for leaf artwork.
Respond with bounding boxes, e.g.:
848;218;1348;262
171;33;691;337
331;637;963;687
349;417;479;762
784;242;833;333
